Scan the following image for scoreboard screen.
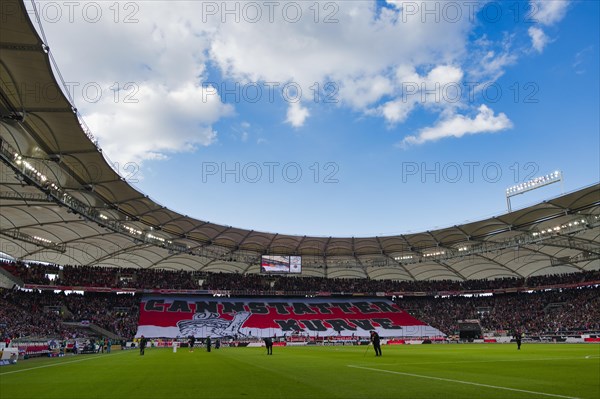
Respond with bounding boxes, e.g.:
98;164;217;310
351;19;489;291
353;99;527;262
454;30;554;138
260;255;302;274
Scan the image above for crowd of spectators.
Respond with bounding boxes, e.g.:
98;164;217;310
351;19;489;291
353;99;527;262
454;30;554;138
1;261;60;285
1;289;71;338
1;285;598;340
0;289;139;340
62;292;139;338
401;286;600;335
525;272;594;287
1;259;598;341
202;272;271;292
126;268;197;290
2;260;599;294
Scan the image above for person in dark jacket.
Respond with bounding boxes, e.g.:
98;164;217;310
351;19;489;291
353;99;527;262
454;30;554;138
370;331;382;356
139;335;147;356
264;337;273;355
514;330;522;350
189;335;196;352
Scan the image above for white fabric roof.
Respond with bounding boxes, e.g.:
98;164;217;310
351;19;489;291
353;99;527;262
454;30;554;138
1;0;599;280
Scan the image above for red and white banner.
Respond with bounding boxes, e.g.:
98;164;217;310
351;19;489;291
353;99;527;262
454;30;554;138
135;296;444;338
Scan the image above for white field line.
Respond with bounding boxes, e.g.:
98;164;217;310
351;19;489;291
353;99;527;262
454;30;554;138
1;350;130;375
347;365;581;399
353;355;600;367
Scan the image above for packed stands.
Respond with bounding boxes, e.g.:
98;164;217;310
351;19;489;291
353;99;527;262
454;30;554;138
0;289;138;341
1;260;598;341
2;260;599;294
399;286;600;335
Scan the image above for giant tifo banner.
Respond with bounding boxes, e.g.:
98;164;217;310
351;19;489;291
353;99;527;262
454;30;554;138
136;296;444;338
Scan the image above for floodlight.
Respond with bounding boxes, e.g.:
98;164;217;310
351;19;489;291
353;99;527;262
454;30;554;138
505;171;563;211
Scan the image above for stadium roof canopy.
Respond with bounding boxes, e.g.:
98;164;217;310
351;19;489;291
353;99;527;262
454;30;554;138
1;0;599;281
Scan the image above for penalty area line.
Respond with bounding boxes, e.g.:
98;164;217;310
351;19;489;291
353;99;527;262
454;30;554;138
347;365;580;399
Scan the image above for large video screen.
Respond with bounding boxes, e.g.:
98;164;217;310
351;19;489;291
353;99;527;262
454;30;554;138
261;255;302;274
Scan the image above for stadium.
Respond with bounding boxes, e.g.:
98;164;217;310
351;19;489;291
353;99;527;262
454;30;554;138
0;0;599;398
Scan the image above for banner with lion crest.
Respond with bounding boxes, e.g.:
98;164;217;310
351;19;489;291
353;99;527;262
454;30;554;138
135;296;444;338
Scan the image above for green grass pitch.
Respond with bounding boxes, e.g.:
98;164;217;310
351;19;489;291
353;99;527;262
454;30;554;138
1;344;598;399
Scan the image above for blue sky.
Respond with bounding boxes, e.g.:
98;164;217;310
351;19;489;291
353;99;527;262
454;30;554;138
30;1;599;236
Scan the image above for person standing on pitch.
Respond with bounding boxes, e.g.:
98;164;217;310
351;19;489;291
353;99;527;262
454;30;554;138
370;331;382;356
514;330;522;350
206;336;212;352
139;335;147;356
189;335;195;352
264;336;273;355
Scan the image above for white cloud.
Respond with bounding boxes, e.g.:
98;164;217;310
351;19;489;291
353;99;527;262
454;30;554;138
286;103;310;128
339;75;394;110
572;46;593;74
526;1;570;54
531;1;570;26
467;34;517;82
425;65;464;87
399;105;513;147
528;27;549;53
419;65;464;108
28;2;231;167
30;0;527;153
208;1;476;123
85;83;232;166
380;64;464;124
381;99;416;124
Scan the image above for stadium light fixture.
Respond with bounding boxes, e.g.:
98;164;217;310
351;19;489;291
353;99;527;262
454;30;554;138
123;225;142;236
505;171;563;211
33;235;52;244
0;230;65;252
423;250;445;258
